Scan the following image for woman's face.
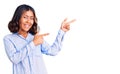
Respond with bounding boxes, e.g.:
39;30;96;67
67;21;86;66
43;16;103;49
19;10;34;33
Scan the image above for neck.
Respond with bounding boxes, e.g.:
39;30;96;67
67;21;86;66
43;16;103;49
18;31;28;38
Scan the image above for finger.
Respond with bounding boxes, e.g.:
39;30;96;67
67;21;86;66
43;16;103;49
67;19;76;24
62;18;68;24
63;25;70;31
40;33;49;37
63;18;68;22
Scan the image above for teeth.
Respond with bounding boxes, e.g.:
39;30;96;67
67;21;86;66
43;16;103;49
25;24;29;28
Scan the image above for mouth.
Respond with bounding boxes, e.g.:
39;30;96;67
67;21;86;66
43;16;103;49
24;24;32;28
23;24;32;31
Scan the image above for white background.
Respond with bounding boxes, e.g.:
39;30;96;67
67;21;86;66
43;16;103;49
0;0;120;74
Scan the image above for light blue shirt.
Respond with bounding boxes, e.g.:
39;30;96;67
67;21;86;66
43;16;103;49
3;30;65;74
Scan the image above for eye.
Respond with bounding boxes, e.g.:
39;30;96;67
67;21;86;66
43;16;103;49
30;17;34;20
23;16;28;19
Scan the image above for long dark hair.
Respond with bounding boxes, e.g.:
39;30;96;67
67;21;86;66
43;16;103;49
8;4;38;35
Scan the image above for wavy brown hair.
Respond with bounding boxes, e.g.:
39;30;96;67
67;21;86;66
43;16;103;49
8;4;38;35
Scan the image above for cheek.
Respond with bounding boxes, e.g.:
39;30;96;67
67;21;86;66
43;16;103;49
30;19;34;24
30;21;34;28
31;21;34;27
19;19;25;25
31;21;34;25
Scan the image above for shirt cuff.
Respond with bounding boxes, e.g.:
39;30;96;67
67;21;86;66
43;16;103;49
59;29;65;35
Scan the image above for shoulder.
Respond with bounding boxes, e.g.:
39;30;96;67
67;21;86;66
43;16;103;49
3;33;17;40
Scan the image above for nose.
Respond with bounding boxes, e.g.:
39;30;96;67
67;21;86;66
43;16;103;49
26;18;31;23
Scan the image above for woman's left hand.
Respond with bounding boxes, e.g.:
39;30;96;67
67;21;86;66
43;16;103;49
61;18;76;32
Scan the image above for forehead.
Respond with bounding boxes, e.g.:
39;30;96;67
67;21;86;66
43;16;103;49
22;10;34;16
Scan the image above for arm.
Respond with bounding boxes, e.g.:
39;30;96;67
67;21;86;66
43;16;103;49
3;37;35;64
41;29;65;56
33;18;76;56
41;18;76;55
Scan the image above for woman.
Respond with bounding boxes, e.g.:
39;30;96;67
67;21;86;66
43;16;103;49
3;4;76;74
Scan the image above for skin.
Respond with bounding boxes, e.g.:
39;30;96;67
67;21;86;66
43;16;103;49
18;10;34;38
18;10;76;46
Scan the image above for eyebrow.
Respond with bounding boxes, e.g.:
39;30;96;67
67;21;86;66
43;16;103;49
22;14;34;19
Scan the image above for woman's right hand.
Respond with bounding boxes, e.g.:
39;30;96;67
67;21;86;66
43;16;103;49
33;32;49;46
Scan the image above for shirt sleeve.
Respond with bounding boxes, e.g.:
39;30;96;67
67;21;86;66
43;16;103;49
41;29;66;56
3;36;35;64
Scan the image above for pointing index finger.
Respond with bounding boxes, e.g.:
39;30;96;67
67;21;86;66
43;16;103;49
67;19;76;24
40;33;49;37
